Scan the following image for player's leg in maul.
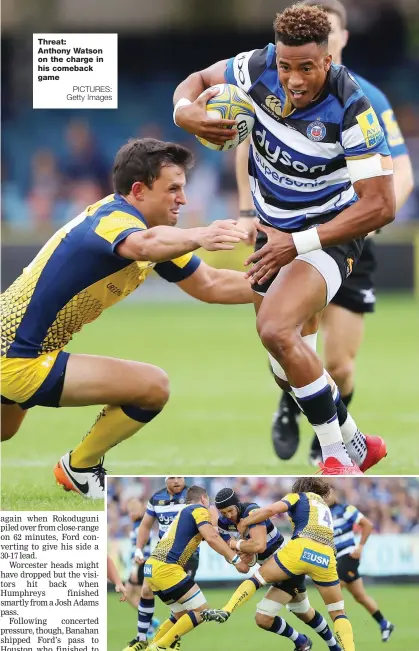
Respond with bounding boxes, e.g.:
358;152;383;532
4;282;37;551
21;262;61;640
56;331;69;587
60;354;170;467
149;584;207;649
256;260;353;468
315;583;355;651
287;590;341;650
343;578;394;641
136;581;156;643
1;402;27;442
254;587;313;650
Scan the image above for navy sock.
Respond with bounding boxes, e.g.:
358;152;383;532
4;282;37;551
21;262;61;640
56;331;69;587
307;610;341;649
270;616;307;646
137;596;155;640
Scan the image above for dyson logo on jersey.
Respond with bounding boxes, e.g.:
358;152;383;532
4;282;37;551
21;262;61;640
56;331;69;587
255;129;327;174
159;514;176;525
254;150;326;188
301;548;330;568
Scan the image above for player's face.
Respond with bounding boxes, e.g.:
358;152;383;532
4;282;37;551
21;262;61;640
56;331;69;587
276;41;332;109
141;165;187;227
166;477;185;494
219;506;239;523
327;12;348;64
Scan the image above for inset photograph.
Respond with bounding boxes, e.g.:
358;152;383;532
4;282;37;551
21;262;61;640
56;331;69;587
107;475;419;650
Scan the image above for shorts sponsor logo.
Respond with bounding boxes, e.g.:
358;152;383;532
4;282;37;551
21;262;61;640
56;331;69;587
361;288;376;304
346;256;354;277
301;548;330;568
143;564;152;577
306;120;326;141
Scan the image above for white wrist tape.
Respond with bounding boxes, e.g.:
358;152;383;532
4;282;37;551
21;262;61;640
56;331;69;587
236;539;242;552
173;98;192;126
134;548;144;561
292;227;322;255
232;554;241;565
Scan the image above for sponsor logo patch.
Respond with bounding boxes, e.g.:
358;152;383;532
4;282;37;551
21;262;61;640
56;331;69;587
356;108;384;148
306;119;326;141
143;563;152;577
264;94;282;118
301;547;330;568
346;256;354;277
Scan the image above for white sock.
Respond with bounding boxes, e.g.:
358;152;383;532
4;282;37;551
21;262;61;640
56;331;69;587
340;414;367;465
292;375;352;466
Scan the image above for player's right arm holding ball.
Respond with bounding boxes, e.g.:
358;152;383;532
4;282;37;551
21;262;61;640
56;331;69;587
173;60;237;145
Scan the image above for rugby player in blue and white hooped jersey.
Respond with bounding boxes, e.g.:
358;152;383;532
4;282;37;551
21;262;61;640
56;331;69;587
240;0;413;468
123;477;197;651
215;487;341;651
173;3;396;475
326;488;395;642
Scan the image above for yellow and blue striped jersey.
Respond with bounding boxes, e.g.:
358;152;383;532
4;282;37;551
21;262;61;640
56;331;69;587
151;503;211;567
282;492;335;551
1;193;200;358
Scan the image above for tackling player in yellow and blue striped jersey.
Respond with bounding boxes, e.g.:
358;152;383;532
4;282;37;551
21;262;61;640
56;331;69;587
1;138;251;500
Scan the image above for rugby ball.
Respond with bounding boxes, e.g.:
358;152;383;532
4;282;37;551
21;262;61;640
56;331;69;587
196;83;255;151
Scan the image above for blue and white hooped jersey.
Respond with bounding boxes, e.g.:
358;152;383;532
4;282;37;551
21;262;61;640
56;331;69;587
330;502;363;559
225;45;390;230
218;501;284;562
146;487;189;538
129;517;151;561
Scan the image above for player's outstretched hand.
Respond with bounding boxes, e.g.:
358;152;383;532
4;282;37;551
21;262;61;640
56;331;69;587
115;582;128;601
239;552;254;565
235;560;250;574
237;216;257;246
244;221;297;284
237;519;248;536
196;219;248;251
175;87;238;145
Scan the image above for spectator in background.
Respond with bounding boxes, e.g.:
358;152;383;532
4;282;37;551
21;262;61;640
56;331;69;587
27;149;62;228
61;119;110;195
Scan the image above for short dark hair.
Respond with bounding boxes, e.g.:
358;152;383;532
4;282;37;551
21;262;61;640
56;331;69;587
274;4;331;47
186;485;208;504
292;477;331;499
300;0;348;30
113;138;194;195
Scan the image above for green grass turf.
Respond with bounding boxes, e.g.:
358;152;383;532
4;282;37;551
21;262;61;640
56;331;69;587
2;294;418;510
107;584;418;650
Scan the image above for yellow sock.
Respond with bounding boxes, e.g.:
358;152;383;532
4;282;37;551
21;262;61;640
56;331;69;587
71;404;160;467
155;612;198;647
152;618;175;642
334;615;355;651
222;579;258;614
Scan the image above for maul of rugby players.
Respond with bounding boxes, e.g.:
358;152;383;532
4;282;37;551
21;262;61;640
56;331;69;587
173;4;395;475
140;485;249;651
236;0;414;466
202;478;356;651
0;139;252;499
326;487;395;642
215;486;342;651
123;477;199;650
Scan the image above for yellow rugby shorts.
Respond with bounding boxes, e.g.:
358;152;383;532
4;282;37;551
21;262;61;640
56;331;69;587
274;538;339;586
